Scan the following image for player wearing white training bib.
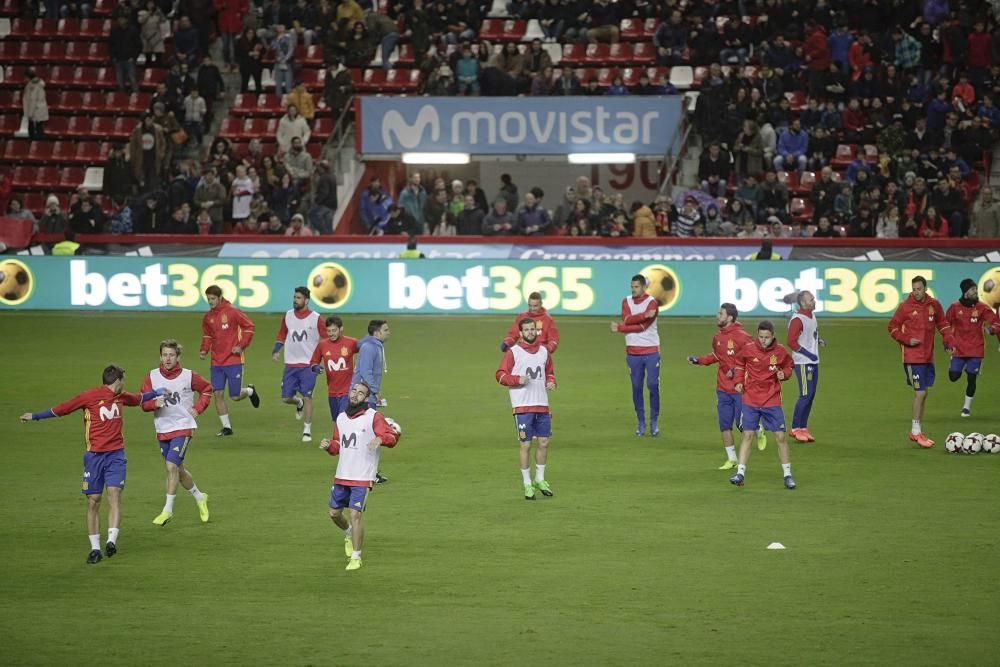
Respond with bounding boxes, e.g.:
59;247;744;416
272;286;326;442
786;291;823;443
611;274;661;436
320;382;401;571
496;318;557;501
140;340;214;527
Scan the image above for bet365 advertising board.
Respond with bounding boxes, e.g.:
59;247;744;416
1;257;998;317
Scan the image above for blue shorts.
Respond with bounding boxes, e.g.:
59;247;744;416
513;412;552;443
949;357;982;375
282;366;317;399
329;484;369;512
717;390;743;432
904;363;936;390
82;449;127;495
741;405;786;433
329;394;349;420
158;436;190;466
210;364;243;397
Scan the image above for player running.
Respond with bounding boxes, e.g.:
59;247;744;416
199;285;259;436
140;340;213;526
500;291;560;354
497;318;557;500
310;316;360;422
272;286;325;442
319;381;401;571
729;321;797;490
887;276;955;448
688;303;754;470
20;365;164;564
787;290;824;443
610;274;661;437
945;278;1000;417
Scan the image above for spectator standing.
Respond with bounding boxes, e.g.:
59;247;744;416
272;24;297;98
214;0;249;70
102;144;134;201
129;114;166;192
517;192;551;235
398;173;426;231
360;180;394;233
193;169;227;231
110;15;142;92
732;120;764;177
173;15;201;63
236;27;267;93
70;199;106;234
138;0;167;65
277;105;311;154
699;143;732;197
283;137;314;186
230;165;255;230
183;88;207;145
22;69;49;140
422;188;448;235
483;198;515;235
774;119;809;173
456;195;485;234
971;187;1000;238
309;161;338;234
196;56;226;122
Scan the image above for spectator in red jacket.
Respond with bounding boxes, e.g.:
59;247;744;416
215;0;249;72
803;21;830;98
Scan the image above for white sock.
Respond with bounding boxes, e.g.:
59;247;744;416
108;527;119;544
736;464;746;476
911;420;921;435
297;398;304;410
725;445;737;461
535;464;546;482
781;463;792;477
89;534;100;550
188;484;205;503
351;550;362;559
244;386;254;397
964;395;973;410
164;494;176;513
304;422;312;434
520;468;531;485
220;414;232;428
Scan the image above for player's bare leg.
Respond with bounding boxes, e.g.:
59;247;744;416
731;430;754;486
105;486;123;554
178;464;209;522
214;390;234;436
519;442;535;499
719;429;738;469
302;396;314;442
775;430;796;489
346;508;365;570
86;493;103;563
533;437;553;496
330;508;353;557
908;390;934;447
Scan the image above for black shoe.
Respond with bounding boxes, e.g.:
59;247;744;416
375;472;388;484
248;384;260;408
105;541;117;558
216;427;234;437
87;549;103;564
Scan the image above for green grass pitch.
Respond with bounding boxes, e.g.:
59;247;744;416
0;311;998;666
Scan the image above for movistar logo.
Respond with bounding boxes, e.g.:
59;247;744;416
341;433;357;449
382;105;441;150
524;366;543;380
291;330;311;343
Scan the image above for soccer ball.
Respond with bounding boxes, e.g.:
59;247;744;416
383;417;402;435
982;434;1000;454
0;259;33;305
308;262;352;308
962;432;984;454
945;432;964;453
639;265;680;311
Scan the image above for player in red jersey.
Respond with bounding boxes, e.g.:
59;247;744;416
945;278;1000;417
20;365;165;564
500;292;561;354
728;321;796;489
887;275;955;448
198;284;260;437
688;303;754;470
310;316;360;422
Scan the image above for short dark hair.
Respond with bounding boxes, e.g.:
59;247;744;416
757;320;775;333
159;339;182;355
353;380;372;398
518;317;535;332
911;275;928;287
368;319;387;335
527;291;542;302
796;291;811;307
205;285;223;298
631;274;647;286
325;316;344;328
102;365;125;385
294;286;311;299
721;303;738;321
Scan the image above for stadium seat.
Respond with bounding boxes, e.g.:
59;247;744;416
395;44;415;66
64;116;92;139
606;43;632;65
584;43;610;65
641;18;659;38
53;90;84;114
790;197;814;222
480;19;525;41
3;139;29;162
831;144;857;168
39;42;66;63
0;90;20;112
77;18;109;39
57;167;84;190
621;67;640;87
300;45;323;66
12;166;38;188
51;141;78;164
217;118;243;141
313;117;333;141
597;67;619;87
140;68;165;89
48;65;77;88
126;92;150;114
34;18;60;38
620;18;642;41
9;17;33;38
784;90;806;111
26;141;53;164
632;43;655;64
561;43;585;66
522;19;544;42
81;166;104;191
356;68;385;93
384;68;420;92
79;91;103;113
109;117;132;141
231;93;254;115
0;17;8;38
863;144;879;164
66;41;99;64
794;171;815;194
45;116;69;137
92;0;112;15
669;66;694;89
90;116;115;139
0;41;19;63
75;141;109;164
301;67;325;91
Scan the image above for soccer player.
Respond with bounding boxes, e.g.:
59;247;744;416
20;365;164;564
199;284;259;436
729;321;797;489
140;339;213;526
319;381;401;571
687;303;754;469
610;274;660;436
310;316;360;422
500;291;560;353
887;275;955;448
945;278;1000;417
787;290;823;443
496;318;557;500
353;319;391;483
272;286;325;442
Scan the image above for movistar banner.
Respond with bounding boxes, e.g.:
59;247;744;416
1;257;998;317
359;96;684;155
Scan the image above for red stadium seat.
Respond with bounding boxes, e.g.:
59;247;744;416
52;90;83;113
9;18;34;38
92;0;112;15
217;118;243;141
26;141;53;164
0;113;22;135
300;67;325;91
0;42;19;63
35;166;61;189
796;170;817;194
66;42;95;64
51;141;79;164
312;117;333;141
0;90;21;112
45;116;69;137
48;65;76;88
39;42;67;63
77;91;103;113
74;141;108;164
301;45;323;66
110;117;132;140
480;18;525;42
597;67;619;87
396;44;415;66
140;68;165;89
231;93;254;115
12;166;38;188
306;143;322;160
383;68;419;92
356;68;385;93
78;18;109;39
58;167;85;190
784;90;806;112
3;139;30;163
863;144;879;164
620;18;642;41
34;18;60;39
606;43;632;65
790;197;814;222
631;43;655;64
584;43;610;65
561;43;585;66
831;143;857;168
89;116;115;139
65;116;92;139
642;18;659;38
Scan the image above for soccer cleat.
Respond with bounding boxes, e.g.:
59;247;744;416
216;427;234;437
375;472;388;484
295;398;304;420
248;384;260;408
756;429;767;451
800;429;816;443
635;423;645;437
961;408;971;418
533;479;553;497
197;494;210;523
650;421;660;437
87;549;103;564
718;459;738;470
524;483;536;500
302;432;312;443
344;536;353;558
346;558;363;571
152;511;173;526
908;432;935;448
729;473;745;487
791;429;811;443
784;475;797;490
105;541;117;558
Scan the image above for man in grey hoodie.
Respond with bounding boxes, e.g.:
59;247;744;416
353;319;390;483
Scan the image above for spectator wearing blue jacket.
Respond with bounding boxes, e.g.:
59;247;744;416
827;24;854;72
773;118;809;172
516;192;552;235
360;178;394;233
352;319;390;484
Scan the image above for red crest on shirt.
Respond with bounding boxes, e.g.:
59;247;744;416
341;346;349;356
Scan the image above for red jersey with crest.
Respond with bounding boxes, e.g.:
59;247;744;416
51;386;143;452
733;340;794;408
502;307;561;353
696;322;754;393
945;300;1000;358
887;294;954;363
310;336;359;397
200;298;256;366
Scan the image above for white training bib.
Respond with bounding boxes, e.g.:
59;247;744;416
334;409;381;483
508;345;550;410
283;310;321;365
150;368;197;433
